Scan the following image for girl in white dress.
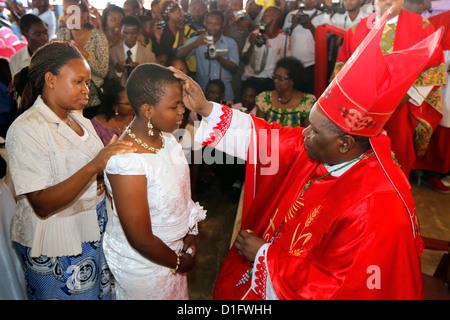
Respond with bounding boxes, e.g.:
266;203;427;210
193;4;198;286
103;63;206;300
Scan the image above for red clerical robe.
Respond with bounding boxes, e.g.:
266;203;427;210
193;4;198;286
334;10;446;178
211;107;424;300
415;11;450;174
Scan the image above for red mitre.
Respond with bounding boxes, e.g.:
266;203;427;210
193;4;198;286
317;7;444;137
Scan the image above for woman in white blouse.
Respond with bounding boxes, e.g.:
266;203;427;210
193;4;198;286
6;41;135;300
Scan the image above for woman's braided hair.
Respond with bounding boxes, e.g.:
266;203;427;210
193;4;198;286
12;41;84;114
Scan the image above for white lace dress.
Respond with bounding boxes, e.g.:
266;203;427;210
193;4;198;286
103;135;206;300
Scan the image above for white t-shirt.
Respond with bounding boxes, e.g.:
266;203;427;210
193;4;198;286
283;9;331;68
291;24;316;68
282;8;331;31
242;30;291;80
330;9;369;30
8;46;30;77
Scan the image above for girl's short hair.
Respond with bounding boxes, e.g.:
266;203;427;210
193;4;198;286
126;63;181;114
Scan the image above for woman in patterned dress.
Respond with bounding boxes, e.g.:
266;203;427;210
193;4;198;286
255;57;316;128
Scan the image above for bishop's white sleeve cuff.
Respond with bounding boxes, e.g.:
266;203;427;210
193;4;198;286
194;102;252;161
251;243;278;300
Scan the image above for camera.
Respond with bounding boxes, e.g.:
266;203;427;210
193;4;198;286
156;20;165;29
254;25;267;47
183;13;193;25
316;3;346;14
233;10;246;20
204;35;228;60
296;3;312;25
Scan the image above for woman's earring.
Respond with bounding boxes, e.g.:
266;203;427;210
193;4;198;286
114;109;119;116
148;118;154;136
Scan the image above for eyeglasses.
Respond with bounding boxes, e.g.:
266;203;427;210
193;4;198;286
272;74;290;82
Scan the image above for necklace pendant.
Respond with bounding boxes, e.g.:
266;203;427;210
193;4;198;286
278;93;293;105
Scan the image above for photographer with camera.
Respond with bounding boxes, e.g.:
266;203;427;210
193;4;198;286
177;10;239;104
282;0;332;94
152;1;185;60
172;0;207;75
241;6;291;94
223;0;255;105
109;15;156;87
283;0;331;36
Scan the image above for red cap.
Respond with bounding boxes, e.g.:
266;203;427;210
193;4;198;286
317;7;444;137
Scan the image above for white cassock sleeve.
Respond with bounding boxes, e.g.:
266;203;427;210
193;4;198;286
194;102;253;161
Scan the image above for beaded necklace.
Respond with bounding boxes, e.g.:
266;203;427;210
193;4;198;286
125;126;165;153
277;94;293;105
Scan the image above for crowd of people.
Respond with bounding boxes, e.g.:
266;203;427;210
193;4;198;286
0;0;448;300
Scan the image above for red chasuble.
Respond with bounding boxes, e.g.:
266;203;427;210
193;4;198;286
335;10;445;178
213;115;424;300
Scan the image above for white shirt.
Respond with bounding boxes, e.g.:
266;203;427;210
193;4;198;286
284;9;331;68
116;42;138;77
8;46;30;77
330;10;369;30
6;96;104;258
291;23;316;67
283;9;331;32
123;42;138;61
242;31;291;80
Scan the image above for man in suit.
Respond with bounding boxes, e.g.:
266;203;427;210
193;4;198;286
109;15;156;87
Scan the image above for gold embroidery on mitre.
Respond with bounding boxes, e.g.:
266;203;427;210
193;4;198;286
342;108;379;132
344;108;363;128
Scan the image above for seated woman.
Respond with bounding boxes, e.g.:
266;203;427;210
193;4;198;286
255;57;315;128
91;79;134;146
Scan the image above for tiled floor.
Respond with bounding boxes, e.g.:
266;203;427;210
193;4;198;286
188;173;450;300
